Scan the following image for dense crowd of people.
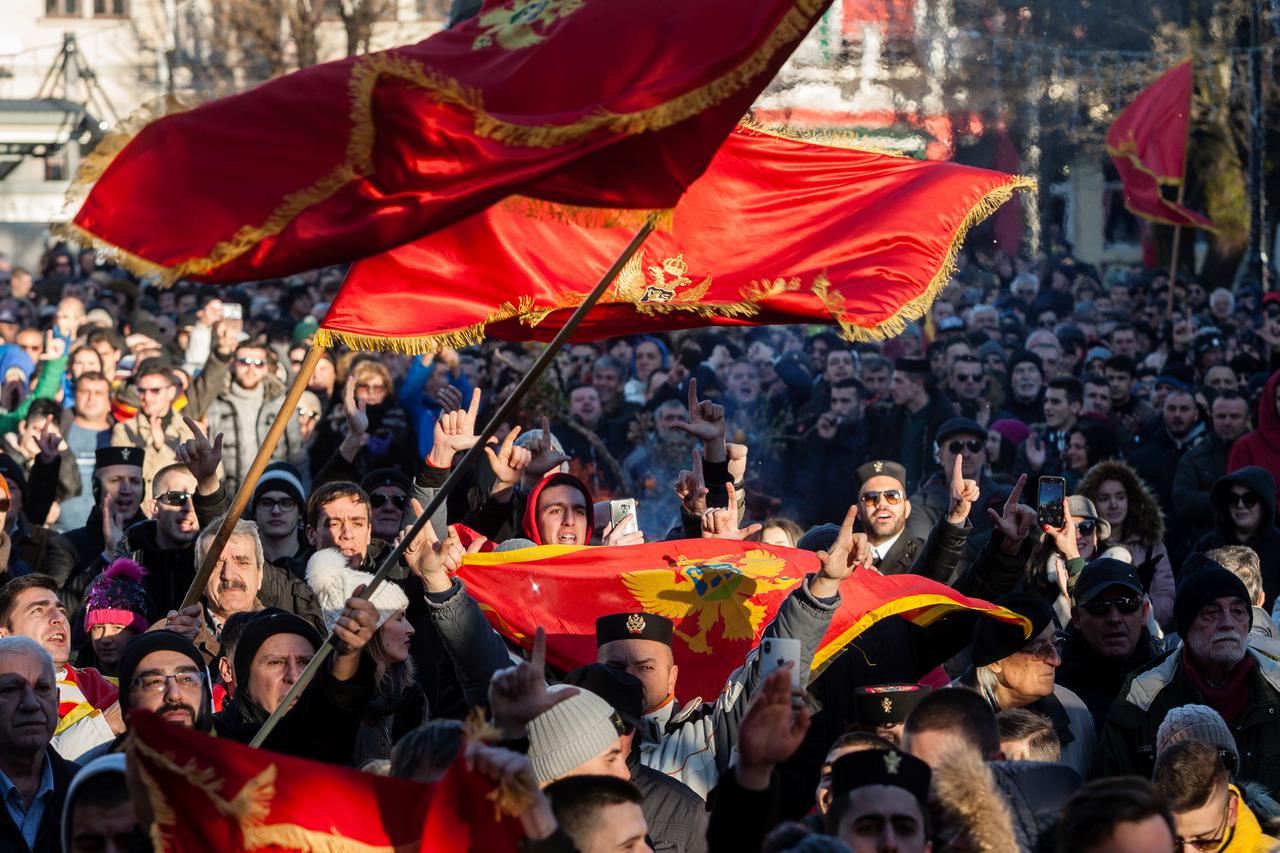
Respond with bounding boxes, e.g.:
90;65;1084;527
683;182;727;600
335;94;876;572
3;234;1280;853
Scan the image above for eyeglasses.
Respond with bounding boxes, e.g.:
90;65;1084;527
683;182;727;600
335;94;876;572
1082;596;1142;617
370;493;407;510
1229;491;1260;508
1174;789;1235;851
1018;635;1065;662
1076;520;1097;536
297;407;320;421
955;373;983;383
947;439;984;454
131;670;205;693
258;497;297;512
236;357;267;368
860;489;904;508
137;384;172;396
155;490;193;508
356;382;387;393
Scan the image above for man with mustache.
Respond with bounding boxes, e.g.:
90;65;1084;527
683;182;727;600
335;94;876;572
1097;554;1280;792
117;631;213;733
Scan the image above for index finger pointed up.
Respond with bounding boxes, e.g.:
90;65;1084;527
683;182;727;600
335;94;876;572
1007;474;1027;511
531;626;548;673
837;502;859;545
182;416;207;444
951;451;963;487
692;449;704;482
466;387;481;423
687;377;699;418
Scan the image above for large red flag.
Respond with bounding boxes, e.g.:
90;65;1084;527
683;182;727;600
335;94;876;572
455;537;1029;700
1106;61;1216;230
127;710;524;852
64;0;833;285
318;125;1033;349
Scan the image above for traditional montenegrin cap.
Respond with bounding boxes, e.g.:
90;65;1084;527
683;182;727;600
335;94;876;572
1156;704;1240;771
971;592;1055;667
563;663;646;732
854;684;932;727
527;685;625;783
595;612;674;647
829;748;931;804
84;558;150;634
1073;557;1143;605
1174;553;1253;638
305;548;409;633
95;445;144;471
855;460;907;491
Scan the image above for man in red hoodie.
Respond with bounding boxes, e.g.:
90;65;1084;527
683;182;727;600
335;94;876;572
520;472;643;548
1227;369;1280;499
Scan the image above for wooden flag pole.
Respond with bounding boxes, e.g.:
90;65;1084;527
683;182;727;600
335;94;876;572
249;215;657;748
179;344;326;609
1166;182;1186;321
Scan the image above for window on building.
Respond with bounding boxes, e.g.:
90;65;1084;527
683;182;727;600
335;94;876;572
93;0;128;16
44;151;67;182
45;0;80;17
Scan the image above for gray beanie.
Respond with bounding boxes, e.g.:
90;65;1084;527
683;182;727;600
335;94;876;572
527;685;620;783
1156;704;1239;771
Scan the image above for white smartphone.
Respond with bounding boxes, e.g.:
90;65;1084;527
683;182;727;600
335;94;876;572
759;637;802;691
610;498;638;535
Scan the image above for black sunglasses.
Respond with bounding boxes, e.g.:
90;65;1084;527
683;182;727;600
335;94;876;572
1229;491;1260;508
155;490;192;508
946;439;984;454
370;493;407;510
1076;520;1097;535
1082;596;1142;617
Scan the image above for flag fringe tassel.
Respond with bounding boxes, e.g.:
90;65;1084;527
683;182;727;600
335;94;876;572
55;0;828;286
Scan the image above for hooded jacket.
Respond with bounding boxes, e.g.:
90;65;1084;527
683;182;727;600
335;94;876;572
521;473;595;546
1077;459;1176;630
1194;466;1280;611
1229;369;1280;493
1174;431;1238;549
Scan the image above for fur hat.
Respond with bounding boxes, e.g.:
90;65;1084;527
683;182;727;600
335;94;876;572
84;558;150;633
305;548;409;632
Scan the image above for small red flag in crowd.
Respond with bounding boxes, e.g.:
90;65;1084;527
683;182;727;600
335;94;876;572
64;0;834;286
1106;61;1217;231
319;124;1034;350
454;536;1030;700
127;710;524;852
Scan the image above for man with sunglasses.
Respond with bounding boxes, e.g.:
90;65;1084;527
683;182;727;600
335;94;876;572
1194;468;1280;611
361;469;412;543
905;417;1004;545
1153;740;1278;853
1098;554;1280;793
1057;559;1162;730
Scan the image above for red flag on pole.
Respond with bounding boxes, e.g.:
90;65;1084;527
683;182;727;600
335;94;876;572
63;0;834;286
318;125;1033;350
454;537;1030;700
1106;61;1216;230
127;710;524;852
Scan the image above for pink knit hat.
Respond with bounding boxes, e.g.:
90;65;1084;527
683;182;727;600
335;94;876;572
83;558;151;633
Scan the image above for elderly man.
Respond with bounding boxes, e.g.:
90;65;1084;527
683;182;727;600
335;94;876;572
0;636;80;853
1098;554;1280;790
0;575;121;761
1056;559;1163;729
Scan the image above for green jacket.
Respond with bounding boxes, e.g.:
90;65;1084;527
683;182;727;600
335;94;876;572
1097;646;1280;793
0;351;67;435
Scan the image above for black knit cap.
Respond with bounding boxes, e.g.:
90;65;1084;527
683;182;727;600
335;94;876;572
1174;553;1253;638
971;592;1054;667
116;630;213;732
252;461;306;509
595;613;673;647
830;748;931;804
233;608;323;690
563;663;645;731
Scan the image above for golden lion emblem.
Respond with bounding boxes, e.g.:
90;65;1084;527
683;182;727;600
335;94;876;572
473;0;585;51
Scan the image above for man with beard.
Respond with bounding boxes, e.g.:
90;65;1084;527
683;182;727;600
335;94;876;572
1056;559;1162;730
116;630;213;733
1097;554;1280;791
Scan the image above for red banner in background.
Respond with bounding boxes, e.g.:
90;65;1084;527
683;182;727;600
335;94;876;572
66;0;834;285
456;538;1029;701
1106;61;1216;230
319;125;1033;350
127;710;523;852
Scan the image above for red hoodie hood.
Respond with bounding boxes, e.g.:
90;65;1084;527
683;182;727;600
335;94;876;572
522;473;595;545
1257;369;1280;450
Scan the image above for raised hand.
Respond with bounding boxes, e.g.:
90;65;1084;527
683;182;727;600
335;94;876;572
101;492;127;555
177;416;223;489
35;419;62;465
987;474;1038;554
343;374;369;440
1043;499;1079;560
810;503;873;598
435;383;463;413
38;330;65;362
674;450;709;517
521;417;571;483
488;627;579;737
701;483;763;541
735;666;811;791
401;499;464;593
1025;433;1046;472
485;426;531;490
428;387;481;469
726;442;749;484
815;411;840;441
157;603;202;642
602;512;645;547
332;585;380;656
213;318;241;357
147;415;167;451
946;452;981;525
670;378;727;461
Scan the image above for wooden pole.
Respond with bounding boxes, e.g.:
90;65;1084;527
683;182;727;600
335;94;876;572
249;216;657;748
1167;183;1186;321
180;344;326;609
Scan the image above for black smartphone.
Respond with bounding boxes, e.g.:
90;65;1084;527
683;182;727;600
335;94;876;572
1037;476;1066;529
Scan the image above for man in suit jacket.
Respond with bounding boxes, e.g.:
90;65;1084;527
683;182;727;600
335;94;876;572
0;635;80;853
855;459;922;574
